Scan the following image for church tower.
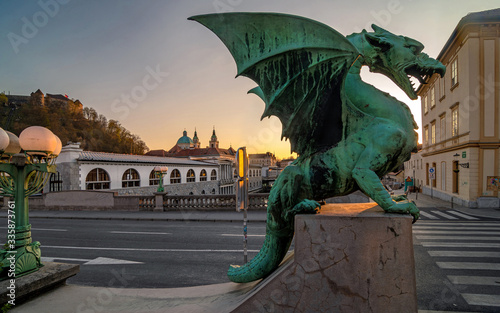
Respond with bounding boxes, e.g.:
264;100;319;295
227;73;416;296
209;127;219;148
193;128;200;148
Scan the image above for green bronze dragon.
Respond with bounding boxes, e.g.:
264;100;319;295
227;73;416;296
189;13;445;283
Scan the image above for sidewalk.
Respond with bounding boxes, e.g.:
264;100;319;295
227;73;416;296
403;191;500;219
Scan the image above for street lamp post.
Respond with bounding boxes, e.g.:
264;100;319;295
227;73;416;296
0;126;61;280
154;166;168;193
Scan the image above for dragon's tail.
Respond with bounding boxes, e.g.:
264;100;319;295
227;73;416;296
227;231;293;283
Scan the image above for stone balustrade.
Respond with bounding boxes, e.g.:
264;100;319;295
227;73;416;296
24;191;269;211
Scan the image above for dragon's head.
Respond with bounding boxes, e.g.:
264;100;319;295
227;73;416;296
360;24;445;100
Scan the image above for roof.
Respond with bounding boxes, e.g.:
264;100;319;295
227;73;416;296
46;93;70;101
437;8;500;61
167;147;235;158
77;151;217;166
177;130;193;144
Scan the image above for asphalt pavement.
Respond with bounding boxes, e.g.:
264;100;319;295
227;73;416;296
9;193;500;312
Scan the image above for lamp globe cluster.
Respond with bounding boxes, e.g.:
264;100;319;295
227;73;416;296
0;126;61;157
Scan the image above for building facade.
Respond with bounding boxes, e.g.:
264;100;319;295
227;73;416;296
50;142;221;196
414;9;500;207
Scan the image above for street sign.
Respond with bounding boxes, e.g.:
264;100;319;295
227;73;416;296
429;167;435;180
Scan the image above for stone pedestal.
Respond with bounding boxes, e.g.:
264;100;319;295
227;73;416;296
233;203;417;313
153;192;166;212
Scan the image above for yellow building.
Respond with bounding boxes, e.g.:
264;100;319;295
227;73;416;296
415;8;499;208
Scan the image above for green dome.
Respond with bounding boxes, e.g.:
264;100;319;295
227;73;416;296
177;130;193;144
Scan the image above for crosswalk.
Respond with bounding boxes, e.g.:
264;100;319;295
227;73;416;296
414;221;500;310
418;209;480;220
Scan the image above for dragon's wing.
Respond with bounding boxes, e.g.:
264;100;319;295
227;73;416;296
189;13;360;156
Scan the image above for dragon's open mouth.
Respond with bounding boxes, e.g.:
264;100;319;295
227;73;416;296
403;63;446;98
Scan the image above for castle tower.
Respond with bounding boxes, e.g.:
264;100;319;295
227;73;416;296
193;128;200;148
30;89;45;106
209;127;219;148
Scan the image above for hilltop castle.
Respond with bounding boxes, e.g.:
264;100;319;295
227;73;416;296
5;89;83;113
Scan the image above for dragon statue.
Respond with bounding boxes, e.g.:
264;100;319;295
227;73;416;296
189;13;445;283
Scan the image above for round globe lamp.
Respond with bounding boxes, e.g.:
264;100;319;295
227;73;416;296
19;126;57;155
4;131;21;155
52;135;62;156
0;128;9;152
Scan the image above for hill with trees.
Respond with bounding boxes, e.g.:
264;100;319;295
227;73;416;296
0;92;149;154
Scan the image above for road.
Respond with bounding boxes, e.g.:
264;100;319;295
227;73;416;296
0;207;499;312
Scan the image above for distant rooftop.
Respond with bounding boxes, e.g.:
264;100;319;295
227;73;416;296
78;151;217;166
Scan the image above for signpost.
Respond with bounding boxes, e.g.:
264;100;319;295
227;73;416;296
429;167;435;198
235;147;249;263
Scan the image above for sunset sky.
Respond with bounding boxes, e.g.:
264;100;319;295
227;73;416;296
1;0;498;158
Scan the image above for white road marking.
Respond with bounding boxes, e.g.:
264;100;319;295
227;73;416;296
431;211;458;220
414;226;500;231
417;235;500;241
43;245;260;253
419;211;439;219
446;211;479;220
413;230;500;235
42;257;90;262
422;242;500;248
415;222;500;226
436;262;500;270
462;293;500;307
41;256;143;265
448;276;500;286
428;251;500;258
109;231;171;235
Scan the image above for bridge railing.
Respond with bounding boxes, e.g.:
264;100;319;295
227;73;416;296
139;193;269;211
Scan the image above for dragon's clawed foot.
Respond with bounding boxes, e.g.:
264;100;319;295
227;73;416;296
284;199;321;221
384;200;420;223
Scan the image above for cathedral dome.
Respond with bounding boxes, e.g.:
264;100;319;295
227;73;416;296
177;130;193;145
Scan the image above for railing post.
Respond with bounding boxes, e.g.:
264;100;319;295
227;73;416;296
153;192;165;212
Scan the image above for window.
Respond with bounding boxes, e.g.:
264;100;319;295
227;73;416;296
210;169;217;181
440;114;446;142
49;172;63;192
122;169;140;188
149;170;160;186
430;122;436;145
451;58;458;87
439;76;445;100
451;106;458;137
423;95;428;114
441;162;446;191
187;169;195;182
430;87;435;108
86;168;110;190
170;169;181;184
424;126;429;146
200;169;207;181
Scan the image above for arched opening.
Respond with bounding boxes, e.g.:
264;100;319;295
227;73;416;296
86;168;110;190
170;169;181;184
122;168;140;188
187;169;196;182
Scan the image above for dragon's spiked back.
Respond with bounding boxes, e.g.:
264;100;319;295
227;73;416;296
189;13;360;157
